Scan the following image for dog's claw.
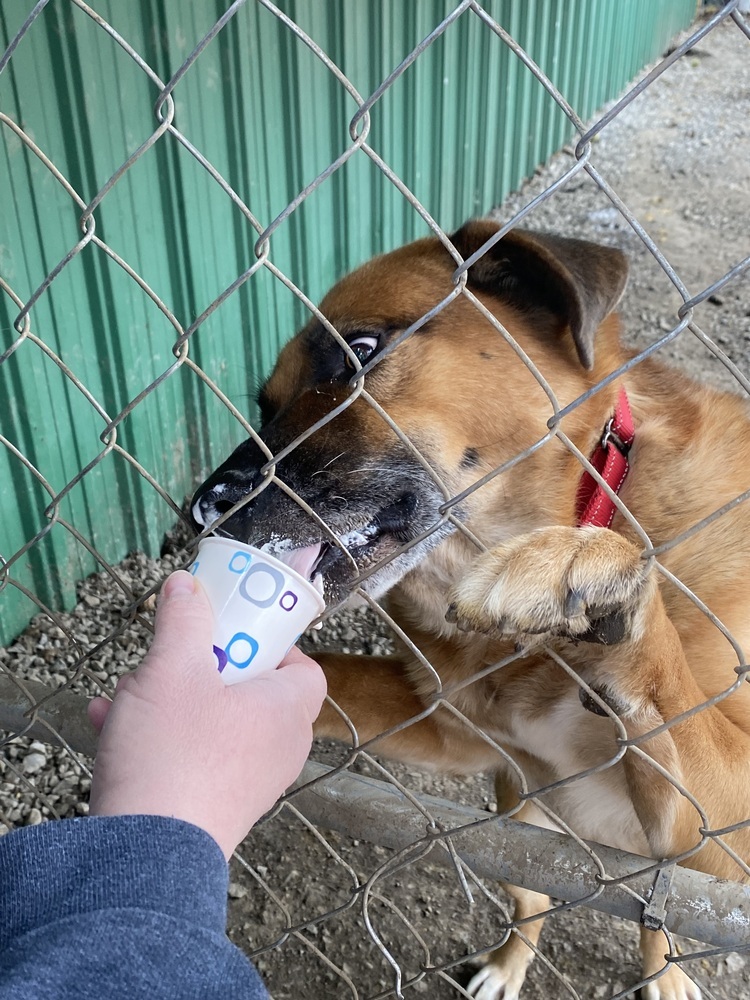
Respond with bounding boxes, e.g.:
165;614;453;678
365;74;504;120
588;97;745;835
564;589;586;618
446;602;482;634
447;603;512;637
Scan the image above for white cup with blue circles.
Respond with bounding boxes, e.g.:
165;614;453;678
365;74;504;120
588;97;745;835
188;537;325;685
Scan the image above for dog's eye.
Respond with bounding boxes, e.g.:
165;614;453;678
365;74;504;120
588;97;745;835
345;335;379;370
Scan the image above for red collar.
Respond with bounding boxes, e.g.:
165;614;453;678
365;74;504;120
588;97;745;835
575;388;634;529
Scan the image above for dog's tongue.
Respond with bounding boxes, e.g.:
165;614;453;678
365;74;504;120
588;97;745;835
274;542;322;581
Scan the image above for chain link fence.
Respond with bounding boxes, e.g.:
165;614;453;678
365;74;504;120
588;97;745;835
2;1;750;998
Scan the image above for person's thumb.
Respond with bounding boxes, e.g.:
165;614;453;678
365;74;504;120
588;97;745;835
87;695;112;734
145;571;217;680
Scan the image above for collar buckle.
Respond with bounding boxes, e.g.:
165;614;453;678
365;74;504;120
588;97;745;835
601;416;631;456
576;387;635;529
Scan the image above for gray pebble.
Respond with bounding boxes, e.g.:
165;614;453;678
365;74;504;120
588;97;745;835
22;752;47;776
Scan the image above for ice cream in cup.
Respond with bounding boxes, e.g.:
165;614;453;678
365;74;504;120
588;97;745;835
188;537;325;685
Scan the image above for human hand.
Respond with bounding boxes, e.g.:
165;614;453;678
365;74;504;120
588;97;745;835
88;571;327;859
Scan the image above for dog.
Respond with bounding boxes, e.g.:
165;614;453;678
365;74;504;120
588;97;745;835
191;221;750;1000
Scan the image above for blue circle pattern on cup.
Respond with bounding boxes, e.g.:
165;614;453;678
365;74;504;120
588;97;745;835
207;549;301;674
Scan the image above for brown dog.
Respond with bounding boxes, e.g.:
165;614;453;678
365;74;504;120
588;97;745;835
191;221;750;1000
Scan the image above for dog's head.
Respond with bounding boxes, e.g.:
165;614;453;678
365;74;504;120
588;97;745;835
191;221;628;603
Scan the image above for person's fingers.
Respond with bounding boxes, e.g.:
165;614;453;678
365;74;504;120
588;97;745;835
145;571;216;680
87;695;113;734
276;645;322;671
264;647;327;719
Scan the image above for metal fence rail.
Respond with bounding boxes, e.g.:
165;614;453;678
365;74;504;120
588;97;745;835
2;2;750;999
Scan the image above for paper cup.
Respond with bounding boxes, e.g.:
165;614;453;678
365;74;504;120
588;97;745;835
188;537;325;685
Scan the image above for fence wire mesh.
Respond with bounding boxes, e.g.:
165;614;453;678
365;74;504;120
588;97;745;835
2;1;750;998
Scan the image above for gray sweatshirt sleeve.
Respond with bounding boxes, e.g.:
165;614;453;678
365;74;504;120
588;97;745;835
0;813;270;999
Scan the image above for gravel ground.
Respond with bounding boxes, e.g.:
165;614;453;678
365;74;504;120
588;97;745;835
2;11;750;1000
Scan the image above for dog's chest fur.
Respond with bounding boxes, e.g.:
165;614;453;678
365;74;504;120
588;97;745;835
502;692;652;854
393;545;652;855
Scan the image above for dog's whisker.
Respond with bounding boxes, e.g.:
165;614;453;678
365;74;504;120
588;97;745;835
322;451;347;470
337;466;399;478
311;452;350;479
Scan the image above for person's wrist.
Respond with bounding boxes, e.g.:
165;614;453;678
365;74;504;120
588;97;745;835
89;781;239;859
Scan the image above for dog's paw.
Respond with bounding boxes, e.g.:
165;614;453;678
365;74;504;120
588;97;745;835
446;526;654;646
466;961;526;1000
640;963;702;1000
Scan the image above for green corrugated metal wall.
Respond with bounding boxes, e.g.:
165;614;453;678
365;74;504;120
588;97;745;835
1;0;696;645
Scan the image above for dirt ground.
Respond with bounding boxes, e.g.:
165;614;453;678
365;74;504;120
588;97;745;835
2;10;750;1000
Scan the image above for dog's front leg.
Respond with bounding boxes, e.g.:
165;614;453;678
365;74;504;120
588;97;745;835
313;652;503;773
466;785;551;1000
639;925;702;1000
467;880;549;1000
446;525;750;875
598;595;750;880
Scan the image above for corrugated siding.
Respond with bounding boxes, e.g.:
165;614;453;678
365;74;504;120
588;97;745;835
0;0;696;644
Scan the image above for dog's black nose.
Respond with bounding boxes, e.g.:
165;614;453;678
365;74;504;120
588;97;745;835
191;480;254;532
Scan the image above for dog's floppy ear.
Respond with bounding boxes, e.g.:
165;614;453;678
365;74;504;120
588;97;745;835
450;220;629;369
